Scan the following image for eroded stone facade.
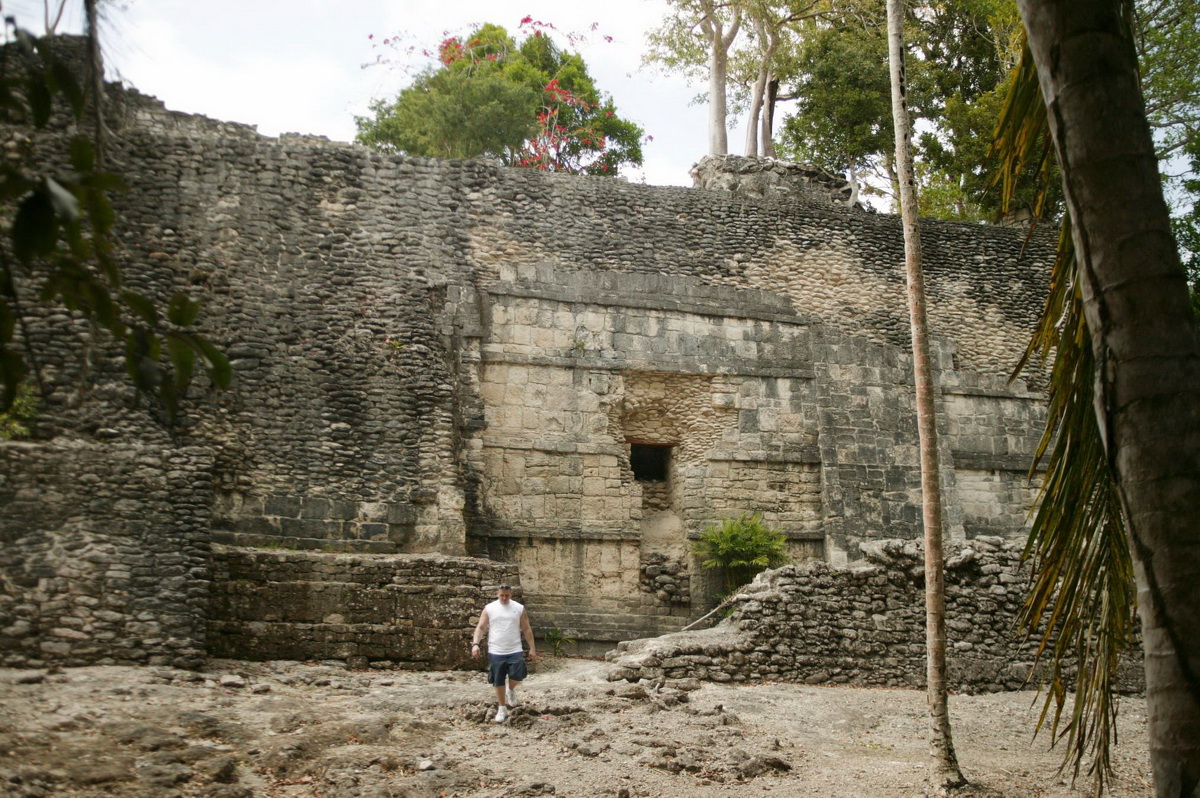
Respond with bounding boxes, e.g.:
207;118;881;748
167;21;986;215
606;539;1144;694
0;61;1055;663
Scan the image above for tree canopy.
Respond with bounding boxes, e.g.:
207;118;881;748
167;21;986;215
357;23;644;177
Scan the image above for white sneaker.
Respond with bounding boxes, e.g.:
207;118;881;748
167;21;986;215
493;705;508;723
506;685;518;707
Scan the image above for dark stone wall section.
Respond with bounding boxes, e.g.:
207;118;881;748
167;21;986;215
208;548;518;670
0;441;214;669
607;538;1144;694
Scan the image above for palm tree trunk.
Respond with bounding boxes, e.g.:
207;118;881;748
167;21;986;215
1017;1;1200;794
886;0;966;789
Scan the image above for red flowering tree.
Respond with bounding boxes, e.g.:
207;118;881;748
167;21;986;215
357;20;644;177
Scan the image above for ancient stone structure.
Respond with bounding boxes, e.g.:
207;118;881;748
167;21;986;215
211;549;517;669
606;539;1145;693
0;53;1055;667
690;154;867;208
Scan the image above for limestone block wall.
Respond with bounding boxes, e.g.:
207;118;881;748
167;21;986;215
606;538;1144;694
469;268;831;642
209;548;517;669
0;68;1056;661
0;440;214;669
942;384;1045;537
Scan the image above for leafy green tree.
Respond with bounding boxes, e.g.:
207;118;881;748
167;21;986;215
693;513;788;594
645;0;745;156
771;0;1024;217
1172;139;1200;316
1;12;229;423
776;21;893;204
1138;0;1200;293
357;22;644;176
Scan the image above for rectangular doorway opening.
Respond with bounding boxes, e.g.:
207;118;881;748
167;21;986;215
629;443;672;483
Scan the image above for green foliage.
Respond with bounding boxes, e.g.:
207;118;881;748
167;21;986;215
777;21;891;181
0;25;229;422
357;22;644;177
693;513;789;594
1138;0;1200;161
0;381;36;439
543;627;576;657
993;33;1136;795
773;0;1043;219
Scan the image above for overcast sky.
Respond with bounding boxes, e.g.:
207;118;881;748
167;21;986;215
4;0;715;186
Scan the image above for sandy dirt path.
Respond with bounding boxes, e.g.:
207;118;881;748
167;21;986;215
0;657;1152;797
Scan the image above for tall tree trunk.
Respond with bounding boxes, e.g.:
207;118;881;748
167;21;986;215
844;163;860;209
762;78;779;158
1017;2;1200;794
886;0;966;789
701;3;741;156
744;16;774;157
744;68;766;157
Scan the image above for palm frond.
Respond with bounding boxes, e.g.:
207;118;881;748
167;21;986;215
989;43;1055;223
991;33;1138;796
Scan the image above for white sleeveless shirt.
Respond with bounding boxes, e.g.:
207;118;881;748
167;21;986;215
485;598;525;656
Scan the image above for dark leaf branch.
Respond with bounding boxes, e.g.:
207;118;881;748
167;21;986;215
0;22;229;421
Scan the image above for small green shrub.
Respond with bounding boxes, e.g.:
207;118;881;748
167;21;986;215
694;513;789;594
544;627;576;657
0;384;37;440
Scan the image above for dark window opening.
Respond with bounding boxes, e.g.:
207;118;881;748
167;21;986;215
630;444;671;482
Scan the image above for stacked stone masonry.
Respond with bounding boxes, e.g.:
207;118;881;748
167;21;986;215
209;548;518;669
606;539;1144;694
0;439;214;669
0;49;1058;664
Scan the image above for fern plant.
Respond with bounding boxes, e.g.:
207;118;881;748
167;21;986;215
693;514;789;594
544;627;576;657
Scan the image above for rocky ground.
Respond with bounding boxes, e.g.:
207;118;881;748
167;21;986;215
0;656;1152;797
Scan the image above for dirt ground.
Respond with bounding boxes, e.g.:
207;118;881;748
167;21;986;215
0;656;1153;797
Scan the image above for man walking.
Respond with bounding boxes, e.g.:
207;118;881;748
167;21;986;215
471;585;537;723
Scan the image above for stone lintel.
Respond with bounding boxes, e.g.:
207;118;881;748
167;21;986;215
951;451;1045;473
484;281;813;326
478;525;640;541
479;349;816;379
706;446;821;464
481;437;625;456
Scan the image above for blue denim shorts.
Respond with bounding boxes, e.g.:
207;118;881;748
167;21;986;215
487;652;527;685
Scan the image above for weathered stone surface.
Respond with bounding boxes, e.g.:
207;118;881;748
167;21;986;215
1;46;1055;662
608;539;1145;694
208;547;517;669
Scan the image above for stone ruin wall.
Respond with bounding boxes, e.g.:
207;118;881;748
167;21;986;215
210;549;518;669
0;440;213;669
0;68;1056;666
607;539;1145;694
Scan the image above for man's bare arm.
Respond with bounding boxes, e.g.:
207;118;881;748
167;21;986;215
520;612;537;660
471;610;489;657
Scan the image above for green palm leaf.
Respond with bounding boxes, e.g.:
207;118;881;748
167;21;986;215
992;38;1138;796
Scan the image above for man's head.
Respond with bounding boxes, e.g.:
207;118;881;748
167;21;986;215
497;585;512;604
